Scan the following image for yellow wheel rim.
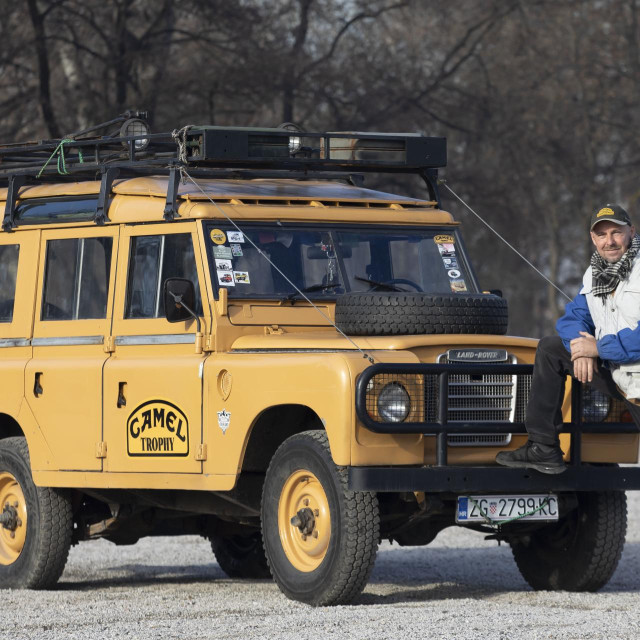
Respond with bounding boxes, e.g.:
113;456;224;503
278;469;331;572
0;472;27;565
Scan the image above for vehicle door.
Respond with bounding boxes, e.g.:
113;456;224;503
25;227;118;471
0;230;39;420
102;223;208;473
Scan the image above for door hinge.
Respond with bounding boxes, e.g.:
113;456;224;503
96;442;107;458
195;443;207;461
103;336;115;353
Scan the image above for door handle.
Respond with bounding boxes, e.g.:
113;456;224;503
117;382;127;408
33;372;43;397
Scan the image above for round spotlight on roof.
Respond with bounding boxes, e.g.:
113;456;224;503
120;117;150;151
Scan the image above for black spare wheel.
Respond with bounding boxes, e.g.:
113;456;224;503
334;292;508;336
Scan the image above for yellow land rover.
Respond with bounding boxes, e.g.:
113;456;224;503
0;113;638;605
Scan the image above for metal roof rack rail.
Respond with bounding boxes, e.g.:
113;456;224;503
0;113;447;227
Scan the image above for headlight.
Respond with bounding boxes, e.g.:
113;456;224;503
582;387;610;422
377;382;411;422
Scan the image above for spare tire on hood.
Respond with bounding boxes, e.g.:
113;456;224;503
334;292;508;336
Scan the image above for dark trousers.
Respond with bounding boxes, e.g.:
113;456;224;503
525;336;640;445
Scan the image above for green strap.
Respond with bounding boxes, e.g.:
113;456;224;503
36;138;84;178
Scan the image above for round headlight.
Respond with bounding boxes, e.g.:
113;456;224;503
582;387;610;422
377;382;411;423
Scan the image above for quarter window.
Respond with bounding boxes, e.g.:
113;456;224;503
125;234;202;319
0;245;19;323
42;237;113;320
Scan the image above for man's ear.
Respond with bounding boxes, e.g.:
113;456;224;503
590;230;598;247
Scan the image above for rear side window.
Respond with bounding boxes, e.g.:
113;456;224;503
0;244;19;322
42;237;113;320
125;234;202;319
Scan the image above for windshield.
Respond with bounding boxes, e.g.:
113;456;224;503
204;223;477;299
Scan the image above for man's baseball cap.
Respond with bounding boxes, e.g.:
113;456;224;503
590;204;632;230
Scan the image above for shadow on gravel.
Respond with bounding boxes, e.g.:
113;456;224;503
58;564;274;590
358;541;640;604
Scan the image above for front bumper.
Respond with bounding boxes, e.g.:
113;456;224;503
348;464;640;493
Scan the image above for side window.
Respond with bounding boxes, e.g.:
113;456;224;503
125;233;202;319
42;237;113;320
0;245;19;323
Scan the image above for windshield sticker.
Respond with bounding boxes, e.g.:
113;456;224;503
215;258;233;271
127;400;189;457
217;409;231;434
434;234;455;244
213;245;233;259
217;271;235;286
231;243;243;257
210;228;226;245
438;243;456;257
442;257;458;269
447;269;461;279
450;279;468;293
228;230;245;243
234;271;250;284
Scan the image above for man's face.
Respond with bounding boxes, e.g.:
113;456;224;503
590;221;635;263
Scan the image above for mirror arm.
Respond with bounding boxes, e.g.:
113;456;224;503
169;292;202;333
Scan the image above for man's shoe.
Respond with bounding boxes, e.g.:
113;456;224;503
495;441;566;474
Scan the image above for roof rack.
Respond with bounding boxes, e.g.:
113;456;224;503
0;112;446;230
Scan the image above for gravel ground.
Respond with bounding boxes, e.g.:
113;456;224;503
2;492;640;640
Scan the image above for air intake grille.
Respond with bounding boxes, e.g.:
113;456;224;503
429;354;533;447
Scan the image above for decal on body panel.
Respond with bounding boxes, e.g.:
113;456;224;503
218;409;231;434
127;400;189;457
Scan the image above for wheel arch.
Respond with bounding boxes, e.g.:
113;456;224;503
240;404;326;474
0;413;26;440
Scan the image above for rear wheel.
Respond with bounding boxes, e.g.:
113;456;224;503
209;531;271;579
511;490;626;591
261;431;379;606
0;437;72;589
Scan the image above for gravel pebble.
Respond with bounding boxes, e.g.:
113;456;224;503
2;492;639;639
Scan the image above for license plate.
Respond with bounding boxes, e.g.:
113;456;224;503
456;494;559;524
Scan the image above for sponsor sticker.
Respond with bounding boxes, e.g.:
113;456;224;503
217;270;235;286
447;269;461;279
127;400;189;457
234;270;250;284
210;228;226;245
213;245;233;259
215;258;233;271
218;409;231;434
434;234;455;244
443;257;458;268
231;243;243;257
450;279;468;293
228;231;245;243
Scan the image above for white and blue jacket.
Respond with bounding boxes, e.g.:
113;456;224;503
556;256;640;398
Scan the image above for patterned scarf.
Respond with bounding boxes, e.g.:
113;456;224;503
591;234;640;298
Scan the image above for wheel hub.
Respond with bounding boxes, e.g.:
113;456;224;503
290;507;316;536
0;472;27;565
278;469;331;572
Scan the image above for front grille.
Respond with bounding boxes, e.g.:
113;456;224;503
429;354;532;447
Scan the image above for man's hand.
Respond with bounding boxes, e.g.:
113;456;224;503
570;331;599;360
573;356;598;383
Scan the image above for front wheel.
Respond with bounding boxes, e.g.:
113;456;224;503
511;490;627;591
261;431;379;606
0;437;73;589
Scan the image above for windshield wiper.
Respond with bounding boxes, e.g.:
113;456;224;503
354;275;403;292
285;282;342;302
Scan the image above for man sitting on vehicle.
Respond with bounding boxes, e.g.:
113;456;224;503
496;204;640;474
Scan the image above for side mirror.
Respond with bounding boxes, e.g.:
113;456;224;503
164;278;196;323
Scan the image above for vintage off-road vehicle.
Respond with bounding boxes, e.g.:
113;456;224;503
0;113;638;605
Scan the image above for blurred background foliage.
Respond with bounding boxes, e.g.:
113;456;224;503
3;0;640;336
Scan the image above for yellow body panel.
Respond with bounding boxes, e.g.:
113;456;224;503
0;177;637;496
